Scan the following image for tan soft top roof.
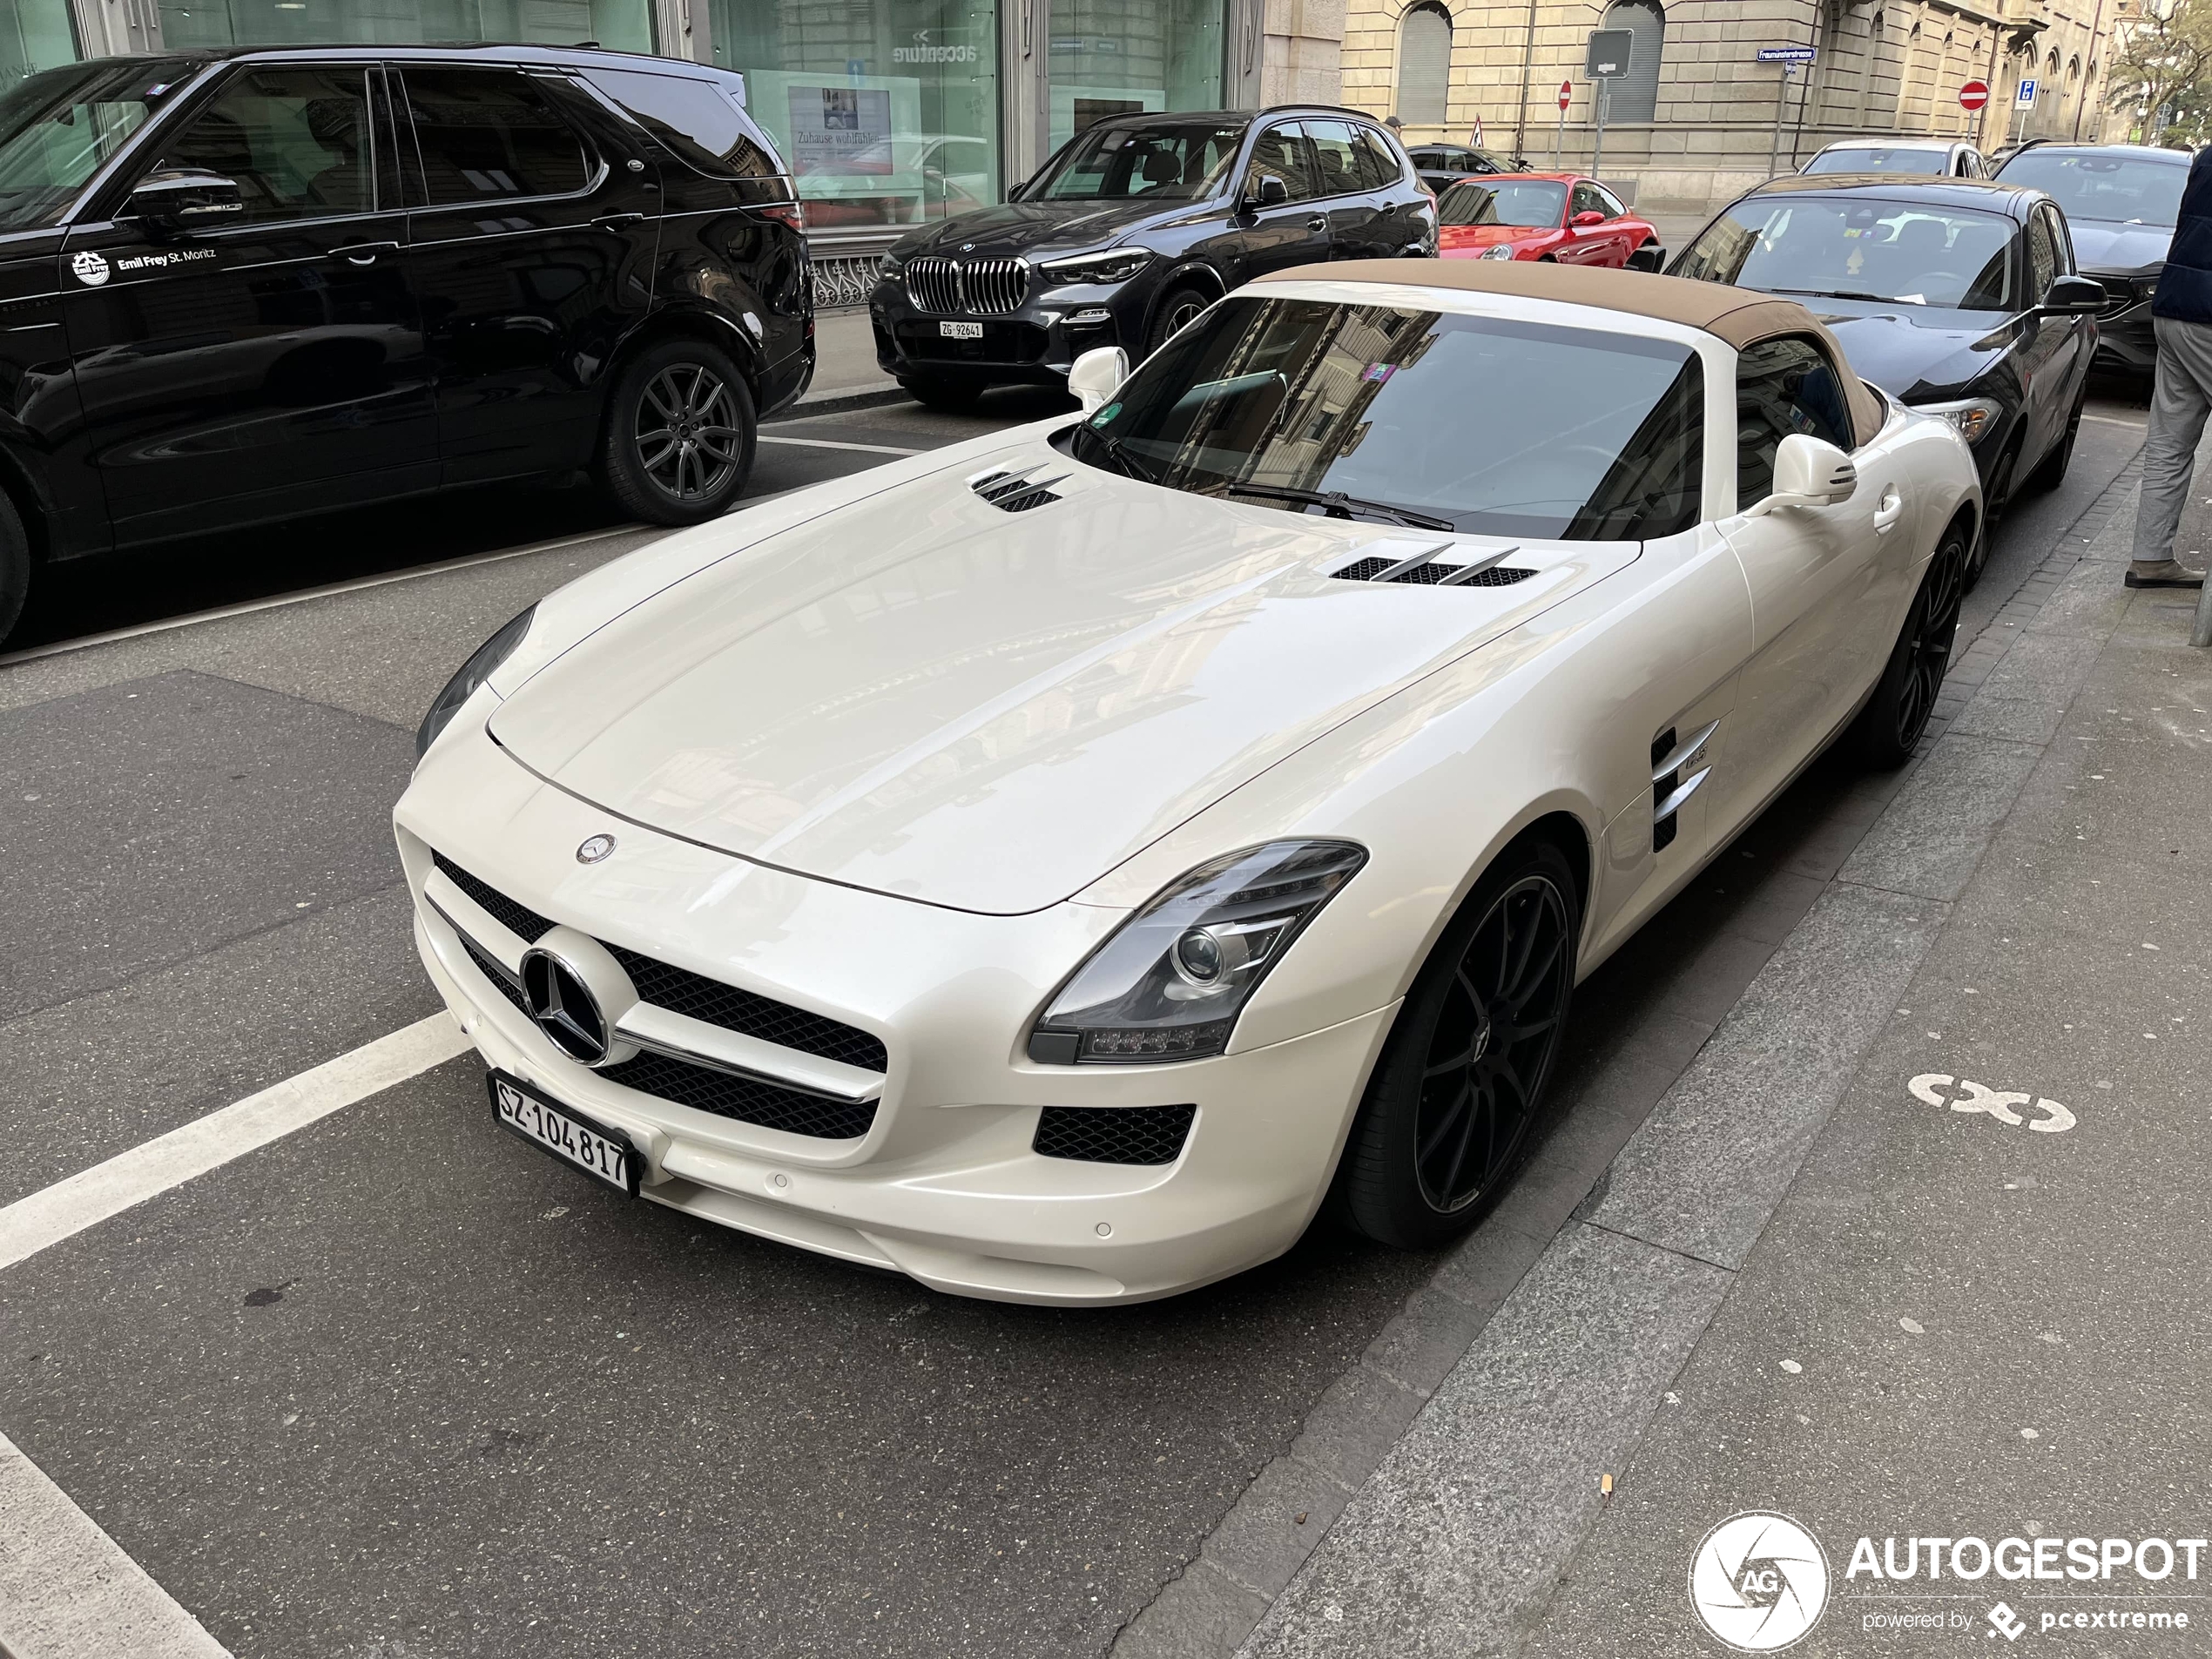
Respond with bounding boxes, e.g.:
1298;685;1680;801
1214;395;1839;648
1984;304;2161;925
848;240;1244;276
1251;259;1885;446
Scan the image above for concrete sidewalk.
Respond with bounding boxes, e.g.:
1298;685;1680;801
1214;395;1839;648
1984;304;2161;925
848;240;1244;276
1114;466;2209;1658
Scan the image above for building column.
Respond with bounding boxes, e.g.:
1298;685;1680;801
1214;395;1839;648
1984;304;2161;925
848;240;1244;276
69;0;161;57
1262;0;1345;105
652;0;714;63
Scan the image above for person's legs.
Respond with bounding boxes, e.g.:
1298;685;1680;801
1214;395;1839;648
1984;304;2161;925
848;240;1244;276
2132;316;2212;587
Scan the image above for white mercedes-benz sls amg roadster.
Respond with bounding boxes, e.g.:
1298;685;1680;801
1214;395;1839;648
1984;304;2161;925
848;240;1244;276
397;260;1980;1305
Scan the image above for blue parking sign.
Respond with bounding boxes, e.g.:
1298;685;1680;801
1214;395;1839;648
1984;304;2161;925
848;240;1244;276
2016;78;2037;106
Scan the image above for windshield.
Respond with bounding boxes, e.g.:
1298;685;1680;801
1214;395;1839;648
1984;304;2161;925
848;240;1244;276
1997;151;2187;226
1804;146;1952;176
1438;179;1565;227
0;59;192;234
1675;196;2018;310
1072;295;1703;540
1024;121;1244;202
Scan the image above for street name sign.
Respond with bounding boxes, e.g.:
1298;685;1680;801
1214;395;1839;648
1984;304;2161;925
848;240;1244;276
1756;45;1817;64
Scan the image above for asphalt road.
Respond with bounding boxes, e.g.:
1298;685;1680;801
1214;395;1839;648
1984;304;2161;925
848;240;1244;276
0;374;2151;1658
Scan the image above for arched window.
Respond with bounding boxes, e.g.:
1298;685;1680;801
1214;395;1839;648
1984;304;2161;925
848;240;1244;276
1599;0;1664;123
1398;3;1453;127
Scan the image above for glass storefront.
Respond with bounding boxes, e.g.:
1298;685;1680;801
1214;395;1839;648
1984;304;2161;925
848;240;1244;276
711;0;1001;231
156;1;654;54
1046;0;1222;152
3;0;78;92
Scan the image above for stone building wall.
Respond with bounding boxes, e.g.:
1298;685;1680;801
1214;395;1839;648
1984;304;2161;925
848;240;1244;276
1339;0;2123;215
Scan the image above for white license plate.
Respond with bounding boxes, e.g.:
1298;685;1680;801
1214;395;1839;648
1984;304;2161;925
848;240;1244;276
490;1072;636;1196
939;320;984;340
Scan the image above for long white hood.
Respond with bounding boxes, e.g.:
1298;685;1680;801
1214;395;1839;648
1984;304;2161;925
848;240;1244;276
489;442;1633;914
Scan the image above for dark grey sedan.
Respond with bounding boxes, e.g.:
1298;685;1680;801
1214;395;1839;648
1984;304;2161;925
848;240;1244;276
1993;144;2189;374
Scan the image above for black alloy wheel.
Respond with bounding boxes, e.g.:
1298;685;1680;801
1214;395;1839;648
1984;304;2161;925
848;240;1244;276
1145;284;1212;357
600;338;756;527
1335;838;1580;1249
1851;523;1967;768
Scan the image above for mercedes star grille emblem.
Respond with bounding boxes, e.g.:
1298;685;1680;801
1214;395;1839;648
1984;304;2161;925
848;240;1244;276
522;948;610;1064
576;833;617;864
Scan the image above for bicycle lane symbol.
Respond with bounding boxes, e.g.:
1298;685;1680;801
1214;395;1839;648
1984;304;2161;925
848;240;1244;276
1908;1075;2077;1133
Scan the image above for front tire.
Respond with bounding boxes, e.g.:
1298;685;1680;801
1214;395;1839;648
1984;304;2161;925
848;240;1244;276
2027;392;2084;493
0;489;29;645
1335;838;1581;1250
599;339;757;526
1145;284;1212;357
1965;438;2019;590
1850;521;1966;768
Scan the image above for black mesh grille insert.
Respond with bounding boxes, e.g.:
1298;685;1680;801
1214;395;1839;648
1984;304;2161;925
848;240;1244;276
1034;1103;1197;1165
604;944;888;1072
435;853;553;942
430;853;887;1074
972;470;1063;513
458;934;533;1017
599;1050;878;1140
1331;557;1536;586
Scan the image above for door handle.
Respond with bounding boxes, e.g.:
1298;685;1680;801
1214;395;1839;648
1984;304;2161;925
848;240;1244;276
336;240;400;266
593;212;646;233
1307;214;1328;232
1873;484;1904;534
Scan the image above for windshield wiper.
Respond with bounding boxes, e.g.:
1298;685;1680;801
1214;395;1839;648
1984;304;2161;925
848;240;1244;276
1079;426;1158;483
1213;481;1456;531
1767;287;1902;304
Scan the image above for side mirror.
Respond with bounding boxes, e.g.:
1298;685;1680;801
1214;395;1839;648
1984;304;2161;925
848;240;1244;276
1246;174;1291;210
2044;273;2107;314
1068;345;1128;414
1743;433;1857;517
126;168;244;234
1570;209;1607;227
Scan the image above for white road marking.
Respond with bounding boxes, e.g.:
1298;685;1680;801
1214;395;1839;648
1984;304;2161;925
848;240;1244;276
0;1015;469;1273
0;525;651;669
0;1428;230;1657
759;434;924;455
2080;413;2148;429
1906;1073;2075;1132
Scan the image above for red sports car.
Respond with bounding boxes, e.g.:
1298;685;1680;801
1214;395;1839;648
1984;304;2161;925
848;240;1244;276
1435;172;1663;270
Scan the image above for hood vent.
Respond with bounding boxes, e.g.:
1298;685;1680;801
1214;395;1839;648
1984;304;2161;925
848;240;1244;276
1331;543;1534;587
970;464;1068;513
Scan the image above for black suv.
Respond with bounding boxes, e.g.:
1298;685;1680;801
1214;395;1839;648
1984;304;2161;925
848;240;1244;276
0;45;813;639
869;106;1435;408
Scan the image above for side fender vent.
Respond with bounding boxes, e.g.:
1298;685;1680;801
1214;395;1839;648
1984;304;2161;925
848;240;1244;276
1649;719;1718;854
970;464;1068;513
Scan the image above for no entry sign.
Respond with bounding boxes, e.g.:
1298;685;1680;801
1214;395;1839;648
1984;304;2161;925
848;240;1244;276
1558;79;1572;110
1959;78;1990;111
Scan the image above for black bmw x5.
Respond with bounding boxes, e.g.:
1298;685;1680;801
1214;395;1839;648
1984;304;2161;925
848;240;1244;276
870;105;1436;408
0;44;813;641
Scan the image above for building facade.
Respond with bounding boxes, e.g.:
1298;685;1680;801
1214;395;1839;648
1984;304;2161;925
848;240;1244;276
1338;0;2128;212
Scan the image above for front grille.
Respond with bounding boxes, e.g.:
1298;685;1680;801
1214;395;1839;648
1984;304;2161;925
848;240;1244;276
431;853;887;1073
1034;1103;1197;1165
599;1049;878;1140
460;934;533;1016
2093;276;2137;316
905;255;1028;314
1331;556;1536;586
435;853;552;942
604;944;887;1072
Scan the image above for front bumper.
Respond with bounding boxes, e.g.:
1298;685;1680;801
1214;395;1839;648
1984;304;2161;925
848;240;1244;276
869;270;1155;388
2094;299;2155;373
395;725;1394;1305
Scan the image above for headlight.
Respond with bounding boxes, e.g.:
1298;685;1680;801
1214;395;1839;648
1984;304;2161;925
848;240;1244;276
2137;268;2163;300
1038;247;1154;285
1027;840;1367;1064
415;605;536;758
1912;397;2004;446
1476;244;1518;260
877;253;904;280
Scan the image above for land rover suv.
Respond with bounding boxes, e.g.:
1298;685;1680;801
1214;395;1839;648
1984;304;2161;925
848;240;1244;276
869;105;1436;408
0;44;813;641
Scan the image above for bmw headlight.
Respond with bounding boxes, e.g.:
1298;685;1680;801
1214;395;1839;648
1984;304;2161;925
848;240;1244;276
415;605;536;758
1912;396;2004;446
877;253;905;281
1027;840;1367;1064
1038;247;1155;286
1476;244;1518;260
